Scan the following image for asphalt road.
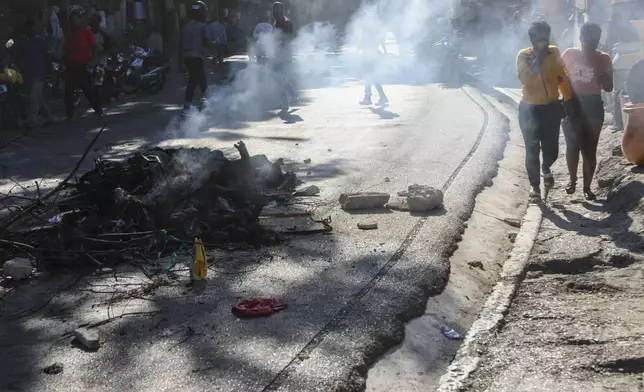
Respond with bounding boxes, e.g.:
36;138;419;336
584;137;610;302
0;78;509;391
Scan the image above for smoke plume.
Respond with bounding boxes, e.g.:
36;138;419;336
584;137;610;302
171;0;545;137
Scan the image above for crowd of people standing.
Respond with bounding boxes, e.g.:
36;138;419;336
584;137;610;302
5;7;108;130
179;1;297;117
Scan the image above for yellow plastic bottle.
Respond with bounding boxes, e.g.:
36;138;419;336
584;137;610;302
192;237;208;281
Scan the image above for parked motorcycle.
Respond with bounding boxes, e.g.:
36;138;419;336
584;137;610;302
120;45;169;95
102;53;126;103
418;33;462;82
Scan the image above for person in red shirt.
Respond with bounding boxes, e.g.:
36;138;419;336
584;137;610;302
561;23;613;200
63;10;103;121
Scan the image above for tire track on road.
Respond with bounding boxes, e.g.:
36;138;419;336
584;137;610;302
263;87;491;391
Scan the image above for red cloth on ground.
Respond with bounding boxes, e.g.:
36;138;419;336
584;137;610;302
232;298;288;317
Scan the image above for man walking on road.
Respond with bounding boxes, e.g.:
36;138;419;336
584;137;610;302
561;23;613;200
63;9;104;122
359;36;389;107
88;14;113;101
179;1;216;115
358;11;388;107
516;21;575;201
16;19;54;130
208;11;228;81
254;11;274;41
272;1;297;117
254;12;273;64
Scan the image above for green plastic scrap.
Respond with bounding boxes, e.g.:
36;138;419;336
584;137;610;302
163;252;179;271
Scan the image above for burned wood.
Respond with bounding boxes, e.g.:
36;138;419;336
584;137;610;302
283;227;333;235
282;216;333;235
81;235;156;246
0;141;296;269
97;231;158;238
85;252;104;266
0;239;36;250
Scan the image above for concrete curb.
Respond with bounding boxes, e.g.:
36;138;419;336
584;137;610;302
436;82;545;392
436;205;542;392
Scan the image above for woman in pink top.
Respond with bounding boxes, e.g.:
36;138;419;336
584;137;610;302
561;23;613;200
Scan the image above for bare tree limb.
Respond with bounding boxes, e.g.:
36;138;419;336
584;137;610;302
0;131;28;151
0;125;106;234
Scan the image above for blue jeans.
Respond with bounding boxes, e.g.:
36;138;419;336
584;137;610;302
518;102;562;188
27;78;52;128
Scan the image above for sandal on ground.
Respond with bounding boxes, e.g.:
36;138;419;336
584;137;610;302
583;188;596;201
529;187;541;202
543;173;555;189
565;180;576;195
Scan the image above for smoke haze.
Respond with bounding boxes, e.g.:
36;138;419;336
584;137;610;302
170;0;548;137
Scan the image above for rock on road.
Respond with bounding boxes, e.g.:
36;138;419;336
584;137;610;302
0;80;509;392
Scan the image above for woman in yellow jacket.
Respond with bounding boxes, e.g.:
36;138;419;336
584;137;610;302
517;21;576;201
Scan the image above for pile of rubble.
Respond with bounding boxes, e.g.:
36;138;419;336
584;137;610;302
339;184;444;212
0;141;297;269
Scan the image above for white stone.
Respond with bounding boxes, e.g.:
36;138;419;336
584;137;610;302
357;221;378;230
386;198;410;211
339;192;390;210
407;184;444;212
73;327;101;350
3;258;33;280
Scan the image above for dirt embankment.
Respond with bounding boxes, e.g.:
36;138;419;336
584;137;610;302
462;123;644;392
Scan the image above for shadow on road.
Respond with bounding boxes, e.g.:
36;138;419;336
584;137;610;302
367;107;400;120
0;225;407;391
410;207;448;217
279;109;304;124
540;181;644;253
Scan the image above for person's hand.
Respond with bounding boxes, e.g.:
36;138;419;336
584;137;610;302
536;45;549;66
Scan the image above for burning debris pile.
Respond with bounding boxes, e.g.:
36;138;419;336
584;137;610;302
0;141;297;268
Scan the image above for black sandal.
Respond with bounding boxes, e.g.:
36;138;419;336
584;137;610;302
565;181;576;195
583;188;596;201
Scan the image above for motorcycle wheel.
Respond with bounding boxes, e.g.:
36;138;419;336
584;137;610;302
121;71;138;95
146;74;166;95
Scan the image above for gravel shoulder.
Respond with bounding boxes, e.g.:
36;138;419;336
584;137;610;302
455;116;644;392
